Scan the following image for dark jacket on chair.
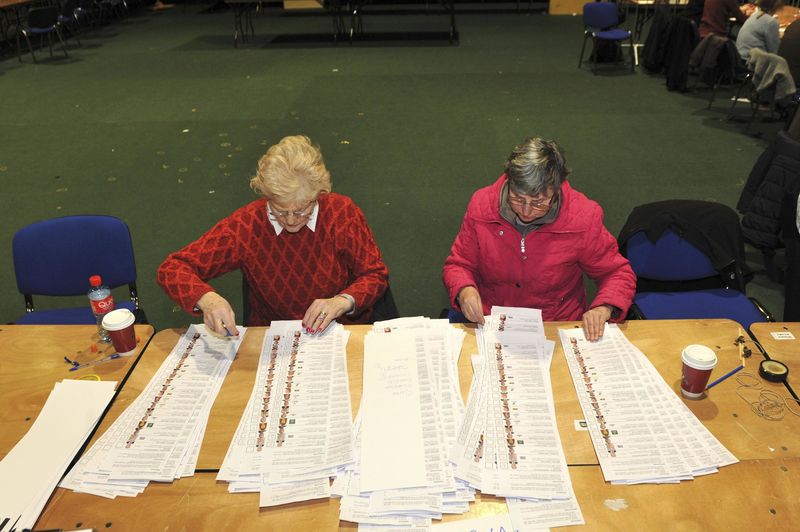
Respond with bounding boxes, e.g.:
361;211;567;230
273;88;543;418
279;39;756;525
618;200;752;291
737;131;800;250
664;16;698;91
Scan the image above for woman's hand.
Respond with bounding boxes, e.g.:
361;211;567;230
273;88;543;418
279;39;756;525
302;296;352;334
582;305;612;341
457;286;485;325
196;292;238;337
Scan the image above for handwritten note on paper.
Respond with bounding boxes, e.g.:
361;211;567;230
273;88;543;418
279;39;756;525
360;331;428;492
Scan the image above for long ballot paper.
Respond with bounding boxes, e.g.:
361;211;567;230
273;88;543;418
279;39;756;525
61;325;244;497
559;325;738;484
451;307;584;529
0;380;117;531
217;321;354;507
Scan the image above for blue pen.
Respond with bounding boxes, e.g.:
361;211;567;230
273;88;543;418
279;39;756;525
68;353;122;371
706;365;745;390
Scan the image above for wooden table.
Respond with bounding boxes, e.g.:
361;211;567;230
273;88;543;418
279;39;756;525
34;320;799;530
0;324;155;459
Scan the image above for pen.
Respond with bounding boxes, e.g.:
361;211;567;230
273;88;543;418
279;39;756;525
706;365;744;390
68;353;123;371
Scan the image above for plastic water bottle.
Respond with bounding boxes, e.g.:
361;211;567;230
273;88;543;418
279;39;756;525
88;274;115;343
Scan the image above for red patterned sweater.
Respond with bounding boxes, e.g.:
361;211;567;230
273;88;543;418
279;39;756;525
157;193;389;325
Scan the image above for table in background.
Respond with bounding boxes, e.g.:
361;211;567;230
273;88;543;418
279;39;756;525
36;320;799;530
0;324;155;459
777;5;800;37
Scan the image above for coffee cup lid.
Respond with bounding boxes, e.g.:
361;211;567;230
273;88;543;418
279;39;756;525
682;344;717;370
102;308;135;331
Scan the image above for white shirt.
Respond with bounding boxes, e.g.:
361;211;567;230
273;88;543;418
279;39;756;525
267;201;319;235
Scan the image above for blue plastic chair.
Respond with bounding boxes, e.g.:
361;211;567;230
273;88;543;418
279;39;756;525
18;6;69;63
624;229;771;331
12;215;146;325
578;2;634;75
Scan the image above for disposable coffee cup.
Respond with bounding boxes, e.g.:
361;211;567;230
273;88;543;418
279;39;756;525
680;344;718;399
102;308;137;355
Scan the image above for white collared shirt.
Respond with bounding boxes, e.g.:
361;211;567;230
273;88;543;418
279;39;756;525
268;201;319;235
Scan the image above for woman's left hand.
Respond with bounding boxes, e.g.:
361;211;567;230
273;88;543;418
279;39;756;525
582;305;613;342
302;296;352;334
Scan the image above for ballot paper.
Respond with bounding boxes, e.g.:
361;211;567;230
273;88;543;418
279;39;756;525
61;325;244;497
338;317;468;529
450;307;584;529
559;325;738;484
0;380;117;530
216;321;355;507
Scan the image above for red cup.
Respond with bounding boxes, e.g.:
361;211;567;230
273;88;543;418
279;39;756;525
102;309;137;355
681;344;718;399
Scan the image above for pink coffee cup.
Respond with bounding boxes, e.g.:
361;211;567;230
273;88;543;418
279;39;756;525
102;308;137;355
681;344;718;399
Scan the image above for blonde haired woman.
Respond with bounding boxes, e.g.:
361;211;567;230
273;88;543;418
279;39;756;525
158;135;388;335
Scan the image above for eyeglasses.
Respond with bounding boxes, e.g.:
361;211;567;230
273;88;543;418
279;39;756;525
508;191;555;210
268;200;316;221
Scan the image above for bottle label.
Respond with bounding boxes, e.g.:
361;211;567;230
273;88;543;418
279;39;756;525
90;295;115;315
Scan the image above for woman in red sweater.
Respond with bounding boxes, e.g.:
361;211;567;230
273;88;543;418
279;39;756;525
157;135;389;336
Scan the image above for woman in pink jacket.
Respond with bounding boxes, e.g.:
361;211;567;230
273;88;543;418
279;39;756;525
443;137;636;341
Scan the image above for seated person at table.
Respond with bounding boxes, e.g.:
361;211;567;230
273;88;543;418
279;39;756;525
442;137;636;342
157;135;389;336
736;0;783;61
700;0;755;38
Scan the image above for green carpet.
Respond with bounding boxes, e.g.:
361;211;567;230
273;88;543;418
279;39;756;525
0;4;786;328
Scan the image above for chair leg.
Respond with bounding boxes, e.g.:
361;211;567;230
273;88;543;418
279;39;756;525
23;31;36;63
593;39;598;75
578;33;589;68
56;26;68;57
628;36;634;72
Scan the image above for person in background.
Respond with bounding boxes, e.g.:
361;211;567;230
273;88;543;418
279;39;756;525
736;0;784;61
700;0;755;38
157;135;388;336
442;137;636;341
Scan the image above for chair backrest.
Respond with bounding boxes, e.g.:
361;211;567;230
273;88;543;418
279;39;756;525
626;229;719;282
61;0;77;17
583;2;619;30
27;6;58;28
13;215;138;297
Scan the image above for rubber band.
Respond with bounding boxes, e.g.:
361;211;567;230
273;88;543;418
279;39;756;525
78;374;101;381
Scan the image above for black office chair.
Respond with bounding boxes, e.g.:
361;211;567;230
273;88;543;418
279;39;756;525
12;215;147;324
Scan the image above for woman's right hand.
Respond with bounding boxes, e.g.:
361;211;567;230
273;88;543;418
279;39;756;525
457;286;486;325
196;292;239;336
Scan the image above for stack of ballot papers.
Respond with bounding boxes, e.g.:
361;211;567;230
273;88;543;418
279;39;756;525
217;321;355;507
61;324;244;498
559;325;738;484
0;379;117;530
451;307;584;530
335;317;470;529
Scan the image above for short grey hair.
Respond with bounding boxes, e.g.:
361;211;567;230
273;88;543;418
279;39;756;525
504;137;571;196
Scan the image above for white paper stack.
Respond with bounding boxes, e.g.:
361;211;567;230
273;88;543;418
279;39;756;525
451;307;584;530
558;325;738;485
0;380;117;530
60;324;244;497
337;317;470;529
217;321;355;507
